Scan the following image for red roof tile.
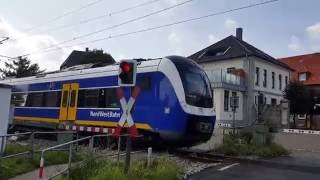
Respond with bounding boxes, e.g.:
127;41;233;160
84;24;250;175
279;53;320;85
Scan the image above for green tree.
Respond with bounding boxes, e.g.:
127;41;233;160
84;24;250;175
284;81;314;128
0;57;44;78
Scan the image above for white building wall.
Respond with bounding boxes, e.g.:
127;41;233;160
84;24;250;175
201;58;245;71
201;56;291;123
214;88;243;121
253;57;291;105
201;58;246;122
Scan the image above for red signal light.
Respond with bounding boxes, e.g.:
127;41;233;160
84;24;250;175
121;62;131;73
118;60;137;86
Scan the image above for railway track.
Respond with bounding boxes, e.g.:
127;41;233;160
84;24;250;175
170;148;227;163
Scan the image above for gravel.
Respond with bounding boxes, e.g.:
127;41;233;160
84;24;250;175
168;155;220;179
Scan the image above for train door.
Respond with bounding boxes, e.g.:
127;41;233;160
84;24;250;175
59;83;79;121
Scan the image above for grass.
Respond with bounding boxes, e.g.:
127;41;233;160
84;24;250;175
214;134;289;158
3;143;31;156
61;156;183;180
0;143;83;180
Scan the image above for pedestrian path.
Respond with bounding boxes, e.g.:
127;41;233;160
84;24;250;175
10;164;67;180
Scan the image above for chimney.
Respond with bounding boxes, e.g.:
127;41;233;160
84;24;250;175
236;27;243;40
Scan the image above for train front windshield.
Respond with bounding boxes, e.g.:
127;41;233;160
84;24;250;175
169;56;213;108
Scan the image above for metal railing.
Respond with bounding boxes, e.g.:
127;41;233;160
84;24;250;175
0;131;77;159
0;132;33;157
39;136;92;179
1;131;145;179
41;134;143;179
205;69;245;86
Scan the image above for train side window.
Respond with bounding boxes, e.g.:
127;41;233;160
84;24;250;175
98;89;106;108
105;88;120;108
78;88;119;108
77;90;84;107
78;89;99;107
85;90;99;107
140;76;151;90
11;93;28;107
27;93;44;107
44;91;61;107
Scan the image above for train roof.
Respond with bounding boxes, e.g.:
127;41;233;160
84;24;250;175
1;58;162;85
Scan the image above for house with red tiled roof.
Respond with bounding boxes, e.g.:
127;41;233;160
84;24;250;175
280;53;320;87
279;53;320;129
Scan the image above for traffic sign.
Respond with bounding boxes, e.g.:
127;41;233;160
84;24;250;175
113;86;140;138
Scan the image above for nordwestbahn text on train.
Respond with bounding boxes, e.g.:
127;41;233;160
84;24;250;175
2;56;216;146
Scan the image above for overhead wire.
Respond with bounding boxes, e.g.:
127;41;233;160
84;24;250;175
24;0;105;32
20;0;162;36
20;0;196;56
17;0;279;58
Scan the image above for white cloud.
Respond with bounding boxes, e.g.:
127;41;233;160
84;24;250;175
288;35;301;51
306;22;320;40
0;16;74;71
168;32;181;43
311;44;320;51
208;34;220;44
167;31;182;55
224;18;238;31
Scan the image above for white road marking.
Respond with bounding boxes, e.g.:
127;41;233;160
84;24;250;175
217;163;240;171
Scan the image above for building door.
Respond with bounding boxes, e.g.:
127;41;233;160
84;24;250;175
59;83;79;121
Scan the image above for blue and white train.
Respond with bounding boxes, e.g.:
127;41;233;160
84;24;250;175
2;56;215;146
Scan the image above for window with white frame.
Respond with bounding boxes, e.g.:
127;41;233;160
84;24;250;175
299;73;307;81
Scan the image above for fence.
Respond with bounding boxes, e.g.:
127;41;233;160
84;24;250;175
0;131;147;179
40;134;145;180
274;129;320;152
0;131;77;159
0;132;33;157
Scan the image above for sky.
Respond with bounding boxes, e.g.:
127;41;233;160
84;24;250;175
0;0;319;71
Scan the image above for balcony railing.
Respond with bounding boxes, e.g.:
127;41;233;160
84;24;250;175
205;69;246;91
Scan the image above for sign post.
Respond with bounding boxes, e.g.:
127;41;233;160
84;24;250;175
230;96;239;135
114;60;138;173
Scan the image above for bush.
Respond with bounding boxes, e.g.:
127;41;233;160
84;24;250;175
64;156;183;180
67;154;103;180
4;143;31;156
128;157;183;180
215;134;289;157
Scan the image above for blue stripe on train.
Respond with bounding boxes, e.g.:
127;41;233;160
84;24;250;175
13;74;121;92
14;108;59;119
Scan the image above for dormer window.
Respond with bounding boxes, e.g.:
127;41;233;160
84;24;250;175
201;46;231;58
299;72;307;81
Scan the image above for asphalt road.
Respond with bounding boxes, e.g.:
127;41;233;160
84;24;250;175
188;161;320;180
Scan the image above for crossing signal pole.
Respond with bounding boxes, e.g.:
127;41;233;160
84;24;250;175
117;59;138;174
